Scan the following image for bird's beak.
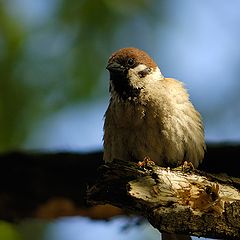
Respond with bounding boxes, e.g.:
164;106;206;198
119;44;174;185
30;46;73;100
106;62;124;73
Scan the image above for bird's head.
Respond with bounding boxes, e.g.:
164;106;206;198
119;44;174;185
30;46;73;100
106;47;164;100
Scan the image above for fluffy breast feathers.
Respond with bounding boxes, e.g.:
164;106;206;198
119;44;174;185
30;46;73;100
103;76;206;168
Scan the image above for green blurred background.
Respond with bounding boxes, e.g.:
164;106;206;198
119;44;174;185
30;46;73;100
1;0;240;239
0;0;159;152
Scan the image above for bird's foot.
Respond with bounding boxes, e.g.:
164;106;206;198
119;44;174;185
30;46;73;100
182;161;194;172
137;156;155;168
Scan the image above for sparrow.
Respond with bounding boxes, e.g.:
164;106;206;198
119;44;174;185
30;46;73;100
103;47;206;168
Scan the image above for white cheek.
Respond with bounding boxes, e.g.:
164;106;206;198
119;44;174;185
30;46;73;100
127;65;145;88
145;67;163;82
154;67;164;80
133;64;149;72
128;65;164;88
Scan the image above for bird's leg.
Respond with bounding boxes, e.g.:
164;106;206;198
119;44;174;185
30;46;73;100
181;161;194;172
137;156;155;168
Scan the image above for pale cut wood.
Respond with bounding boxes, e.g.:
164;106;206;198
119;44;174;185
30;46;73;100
87;159;240;240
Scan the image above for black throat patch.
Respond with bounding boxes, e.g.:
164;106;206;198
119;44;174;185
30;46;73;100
110;72;142;100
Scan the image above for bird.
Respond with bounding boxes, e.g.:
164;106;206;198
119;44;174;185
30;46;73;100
103;47;206;240
103;47;206;169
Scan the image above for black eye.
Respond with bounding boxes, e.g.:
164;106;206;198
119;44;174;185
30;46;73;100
127;58;135;67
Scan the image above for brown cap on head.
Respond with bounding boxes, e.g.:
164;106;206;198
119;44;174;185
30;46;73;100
108;47;158;69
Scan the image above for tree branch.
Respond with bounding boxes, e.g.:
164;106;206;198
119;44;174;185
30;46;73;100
0;142;239;235
87;159;240;240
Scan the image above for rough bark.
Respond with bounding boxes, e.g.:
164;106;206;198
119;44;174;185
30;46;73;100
87;159;240;240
